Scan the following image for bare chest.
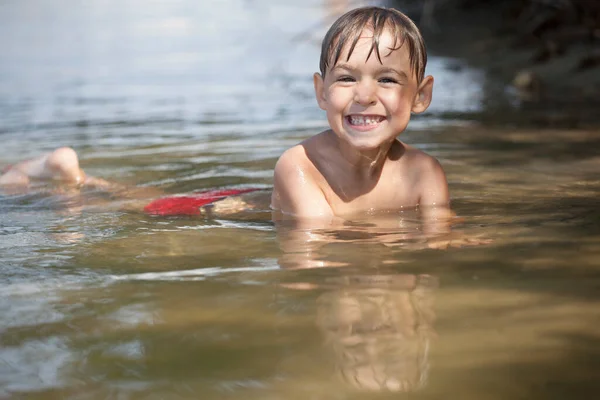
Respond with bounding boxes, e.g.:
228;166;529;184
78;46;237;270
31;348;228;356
320;169;420;216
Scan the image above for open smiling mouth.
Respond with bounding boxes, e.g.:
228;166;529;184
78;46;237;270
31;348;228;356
346;115;386;130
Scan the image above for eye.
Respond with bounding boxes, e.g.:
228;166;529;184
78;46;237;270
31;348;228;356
378;77;398;84
336;75;355;83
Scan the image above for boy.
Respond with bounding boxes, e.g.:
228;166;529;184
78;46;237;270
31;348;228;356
271;6;449;221
2;7;450;225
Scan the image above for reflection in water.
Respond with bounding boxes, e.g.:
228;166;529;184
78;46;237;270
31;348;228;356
317;273;437;392
276;215;439;392
274;206;480;271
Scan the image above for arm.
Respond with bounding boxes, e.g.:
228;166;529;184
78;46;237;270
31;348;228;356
417;156;454;239
271;147;341;269
271;147;334;221
417;156;490;248
419;156;450;210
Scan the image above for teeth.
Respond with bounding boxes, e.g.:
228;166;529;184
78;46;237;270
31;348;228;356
348;115;383;126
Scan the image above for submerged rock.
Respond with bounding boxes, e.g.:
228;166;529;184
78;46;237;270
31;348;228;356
512;70;542;100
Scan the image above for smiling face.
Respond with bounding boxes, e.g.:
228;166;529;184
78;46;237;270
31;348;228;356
314;27;433;151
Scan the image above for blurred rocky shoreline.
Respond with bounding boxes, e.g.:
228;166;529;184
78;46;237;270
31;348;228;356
387;0;600;128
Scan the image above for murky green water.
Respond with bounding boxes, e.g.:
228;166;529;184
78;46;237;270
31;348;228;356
1;0;600;399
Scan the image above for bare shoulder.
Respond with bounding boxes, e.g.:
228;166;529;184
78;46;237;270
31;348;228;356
402;144;444;173
274;143;309;173
401;143;449;206
272;135;332;218
272;141;314;188
273;132;329;179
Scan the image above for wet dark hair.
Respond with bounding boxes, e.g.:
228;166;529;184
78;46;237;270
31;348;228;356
319;7;427;82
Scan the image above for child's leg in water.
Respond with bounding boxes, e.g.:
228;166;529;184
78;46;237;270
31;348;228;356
1;148;168;214
0;147;111;187
1;147;262;215
0;147;138;201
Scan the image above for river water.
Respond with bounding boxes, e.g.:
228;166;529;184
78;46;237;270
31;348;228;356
1;0;600;399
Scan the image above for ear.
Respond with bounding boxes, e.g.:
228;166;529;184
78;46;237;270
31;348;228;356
313;72;327;110
411;75;434;114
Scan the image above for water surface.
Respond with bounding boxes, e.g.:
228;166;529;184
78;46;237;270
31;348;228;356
1;0;600;398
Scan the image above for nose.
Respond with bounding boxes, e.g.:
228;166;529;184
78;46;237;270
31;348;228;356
354;80;377;106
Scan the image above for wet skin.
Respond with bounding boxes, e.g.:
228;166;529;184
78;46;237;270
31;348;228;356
271;27;449;221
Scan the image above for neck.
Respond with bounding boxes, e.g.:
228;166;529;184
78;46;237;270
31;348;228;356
327;131;393;180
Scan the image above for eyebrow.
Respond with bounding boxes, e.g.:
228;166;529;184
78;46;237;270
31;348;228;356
377;67;409;79
331;64;409;79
